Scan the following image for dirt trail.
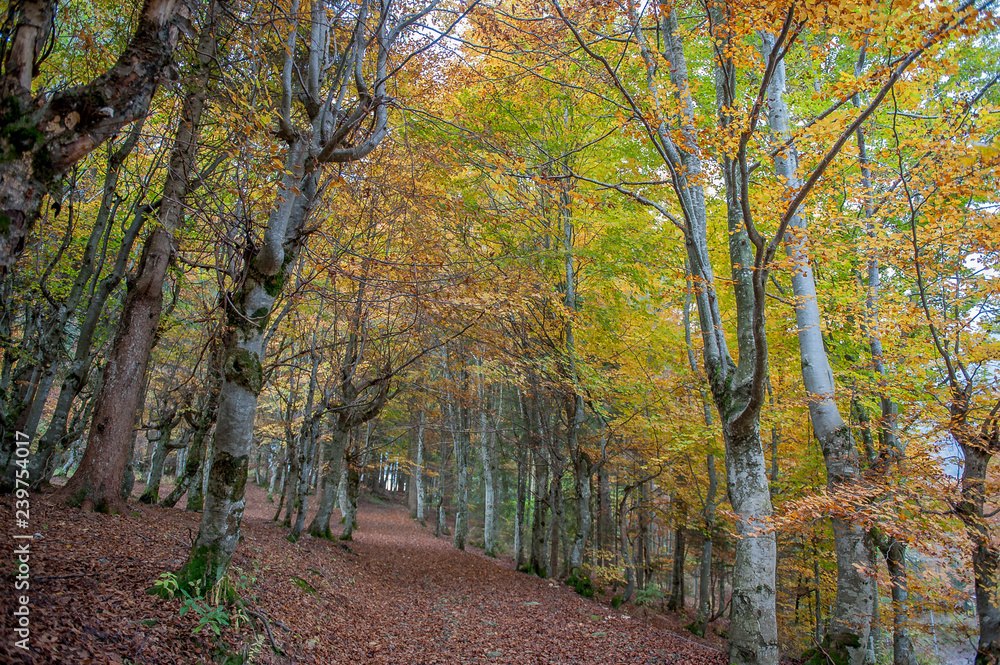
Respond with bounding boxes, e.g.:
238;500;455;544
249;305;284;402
1;484;726;664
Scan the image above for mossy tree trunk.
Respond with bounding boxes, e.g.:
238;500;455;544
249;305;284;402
139;404;182;504
529;441;549;578
0;0;194;279
176;155;316;591
307;275;392;539
668;499;687;612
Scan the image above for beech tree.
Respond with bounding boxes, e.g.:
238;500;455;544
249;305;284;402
175;0;448;591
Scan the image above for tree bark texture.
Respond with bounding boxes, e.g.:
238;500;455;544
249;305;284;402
0;0;194;278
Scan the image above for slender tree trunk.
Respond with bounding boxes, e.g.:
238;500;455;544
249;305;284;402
415;410;425;522
57;227;171;513
161;351;221;509
548;456;563;579
139;427;177;504
764;32;875;664
308;427;347;539
453;401;470;550
694;453;717;636
480;389;500;557
514;442;527;569
530;440;550;577
669;499;687;611
290;335;322;541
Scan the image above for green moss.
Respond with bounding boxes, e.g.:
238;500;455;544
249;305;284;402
565;570;595;599
684;621;706;637
67;487;88;508
802;632;861;665
290;576;317;594
262;272;284;297
0;214;10;234
610;594;624;609
31;146;56;185
176;544;215;595
223;348;263;395
210;451;248;501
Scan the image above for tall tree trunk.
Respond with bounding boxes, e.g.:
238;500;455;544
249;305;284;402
548;454;563;579
57;8;220;514
480;384;500;557
339;450;361;540
139;425;175;504
175;134;317;590
308;426;347;539
568;441;592;573
763;32;875;664
598;463;611;564
161;346;222;510
290;333;322;542
453;397;470;551
694;453;718;636
57;226;170;513
415;410;425;522
514;440;527;569
668;503;687;612
530;444;549;577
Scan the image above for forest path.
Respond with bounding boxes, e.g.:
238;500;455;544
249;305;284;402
0;483;726;665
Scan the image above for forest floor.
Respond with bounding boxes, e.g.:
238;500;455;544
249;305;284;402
1;480;728;665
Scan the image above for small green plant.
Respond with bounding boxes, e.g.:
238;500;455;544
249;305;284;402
151;572;181;599
150;572;248;637
565;569;595;599
611;594;624;609
633;585;664;607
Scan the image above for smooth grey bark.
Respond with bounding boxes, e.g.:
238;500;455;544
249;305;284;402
695;454;718;635
290;334;322;541
568;432;592;573
479;384;500;556
309;426;347;538
452;372;471;551
514;387;530;569
763;32;876;665
668;499;687;611
161;344;222;510
415;410;426;522
177;153;316;590
548;450;564;579
529;443;549;577
307;276;392;539
598;462;611;564
139;401;183;504
514;440;527;568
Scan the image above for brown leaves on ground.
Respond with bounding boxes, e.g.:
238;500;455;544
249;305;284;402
1;484;726;664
